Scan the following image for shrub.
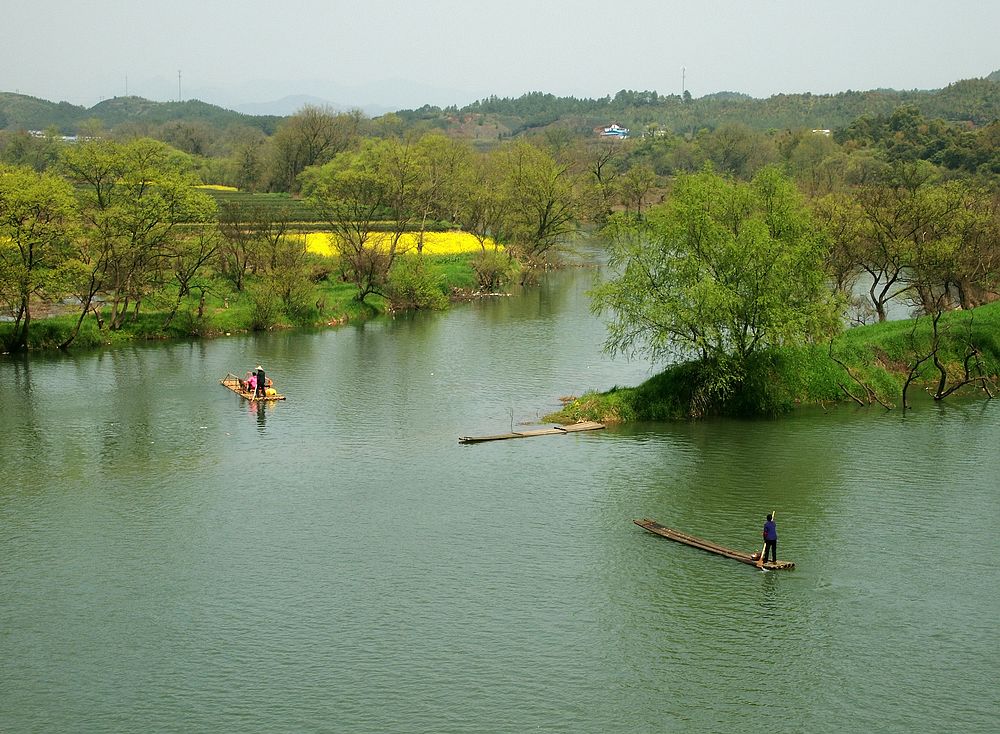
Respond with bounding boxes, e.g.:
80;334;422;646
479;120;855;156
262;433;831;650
385;255;448;311
247;283;281;331
471;250;517;291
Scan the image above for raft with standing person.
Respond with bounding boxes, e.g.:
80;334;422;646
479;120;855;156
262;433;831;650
634;517;794;570
219;365;285;401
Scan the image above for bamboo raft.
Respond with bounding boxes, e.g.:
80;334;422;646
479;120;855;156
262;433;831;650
459;421;605;444
219;372;286;401
634;518;795;570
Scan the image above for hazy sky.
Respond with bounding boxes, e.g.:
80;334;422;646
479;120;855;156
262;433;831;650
3;0;997;110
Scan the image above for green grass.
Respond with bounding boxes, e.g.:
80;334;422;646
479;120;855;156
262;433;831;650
0;252;481;354
547;301;1000;422
425;254;480;292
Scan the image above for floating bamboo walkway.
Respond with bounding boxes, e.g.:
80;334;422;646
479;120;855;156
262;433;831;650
459;421;605;444
634;518;795;570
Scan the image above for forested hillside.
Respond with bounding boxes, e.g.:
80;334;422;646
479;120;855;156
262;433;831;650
0;93;279;135
2;72;997;140
401;76;1000;136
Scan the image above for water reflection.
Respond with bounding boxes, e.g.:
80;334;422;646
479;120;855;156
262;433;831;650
0;254;997;734
253;399;267;431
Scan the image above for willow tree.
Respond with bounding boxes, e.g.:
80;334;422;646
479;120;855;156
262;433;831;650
592;166;839;375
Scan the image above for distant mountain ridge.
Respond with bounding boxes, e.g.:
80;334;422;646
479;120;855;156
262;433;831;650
0;93;280;134
1;72;997;137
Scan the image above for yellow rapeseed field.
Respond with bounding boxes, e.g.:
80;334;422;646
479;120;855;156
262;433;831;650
304;231;497;257
195;184;239;191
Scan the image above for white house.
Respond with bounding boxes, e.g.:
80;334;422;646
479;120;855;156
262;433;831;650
596;123;630;139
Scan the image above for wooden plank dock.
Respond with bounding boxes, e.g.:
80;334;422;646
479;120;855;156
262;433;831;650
634;518;795;570
459;421;605;444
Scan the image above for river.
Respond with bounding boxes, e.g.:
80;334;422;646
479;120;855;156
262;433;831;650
1;249;998;733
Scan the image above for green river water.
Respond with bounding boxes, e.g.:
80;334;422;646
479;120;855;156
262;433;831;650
1;254;998;733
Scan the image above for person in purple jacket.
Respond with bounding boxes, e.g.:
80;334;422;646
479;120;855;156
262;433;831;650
762;513;778;564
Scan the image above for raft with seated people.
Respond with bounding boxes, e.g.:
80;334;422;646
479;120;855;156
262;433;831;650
219;372;285;401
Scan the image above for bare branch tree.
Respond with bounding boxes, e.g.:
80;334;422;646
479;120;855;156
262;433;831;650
828;339;894;410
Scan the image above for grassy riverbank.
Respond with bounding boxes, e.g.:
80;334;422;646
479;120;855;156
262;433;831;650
548;301;1000;422
0;251;482;353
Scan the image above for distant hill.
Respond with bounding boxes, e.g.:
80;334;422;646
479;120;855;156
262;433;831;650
3;73;998;139
0;94;85;132
430;76;1000;137
700;91;753;102
0;93;280;134
425;76;999;138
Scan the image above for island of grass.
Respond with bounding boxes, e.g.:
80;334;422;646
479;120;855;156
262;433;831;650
548;301;1000;423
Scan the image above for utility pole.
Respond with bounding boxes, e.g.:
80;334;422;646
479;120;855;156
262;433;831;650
178;70;182;102
682;66;686;97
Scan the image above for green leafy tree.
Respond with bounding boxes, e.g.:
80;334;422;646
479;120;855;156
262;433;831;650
618;162;657;218
0;165;78;351
592;166;839;368
0;129;63;171
497;141;578;263
216;197;298;292
818;160;997;321
458;152;518;290
411;134;472;251
779;129;844;197
850;161;944;321
906;181;1000;313
952;185;1000;307
459;151;512;250
60;138;216;341
219;125;269;192
578;138;624;223
161;229;221;330
385;254;448;311
269;106;362;192
301;138;419;302
812;192;873;323
217;200;267;292
700;123;776;179
264;234;314;321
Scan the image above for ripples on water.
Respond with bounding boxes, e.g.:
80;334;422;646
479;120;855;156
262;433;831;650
2;271;998;732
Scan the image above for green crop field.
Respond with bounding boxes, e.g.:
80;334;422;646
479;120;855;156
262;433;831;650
201;190;324;223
